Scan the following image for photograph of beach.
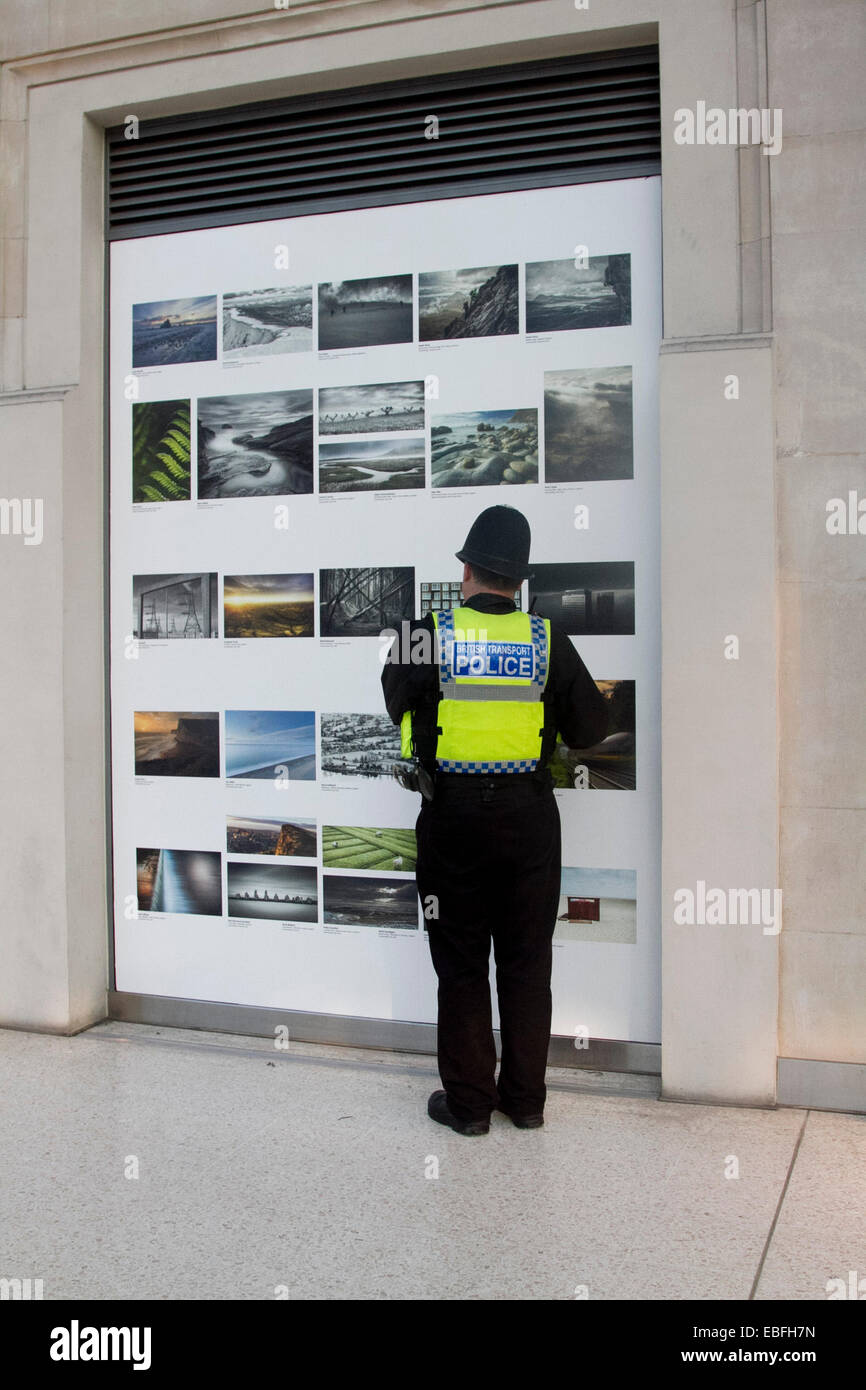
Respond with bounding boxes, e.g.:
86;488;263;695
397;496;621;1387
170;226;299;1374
224;710;316;780
132;296;217;367
323;874;419;930
221;286;313;359
318;276;413;349
134;711;220;778
431;409;538;488
197;389;313;498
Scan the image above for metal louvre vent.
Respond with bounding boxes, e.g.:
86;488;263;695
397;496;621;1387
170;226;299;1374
106;46;659;239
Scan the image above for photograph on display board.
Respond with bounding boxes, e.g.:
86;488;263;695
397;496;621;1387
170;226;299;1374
136;848;223;917
319;567;414;637
317;276;413;350
431;409;538;488
525;255;631;332
418;264;519;340
554;867;636;945
527;562;635;635
551;679;636;790
322;826;417;874
133;573;219;640
420;579;521;615
226;862;318;923
543;366;634;483
132;297;217;367
132;399;191;504
197;389;314;498
323;874;419;930
320;713;401;782
317;439;425;493
134;711;220;778
223;573;314;639
225;710;316;781
226;816;317;858
221;286;313;359
318;380;425;434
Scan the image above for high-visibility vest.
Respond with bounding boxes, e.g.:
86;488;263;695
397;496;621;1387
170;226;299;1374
401;607;551;773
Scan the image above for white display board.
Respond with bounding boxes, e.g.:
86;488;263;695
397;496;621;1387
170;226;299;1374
109;177;662;1042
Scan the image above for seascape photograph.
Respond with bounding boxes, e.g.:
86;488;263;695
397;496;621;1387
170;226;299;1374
317;439;425;493
551;679;636;790
136;848;223;917
527;562;635;635
221;286;313;359
224;710;316;780
525;255;631;332
323;874;419;930
226;862;318;923
226;816;317;858
320;713;401;782
223;573;314;638
197;389;313;498
318;380;424;434
133;573;218;640
543;366;634;482
134;711;220;778
132;297;217;367
132;399;191;504
418;264;519;340
319;567;414;636
431;409;538;488
554;866;637;945
318;277;413;350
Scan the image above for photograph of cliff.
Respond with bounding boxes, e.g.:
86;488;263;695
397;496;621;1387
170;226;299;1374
419;264;518;340
136;848;223;917
226;816;317;858
544;366;634;482
223;573;314;638
431;409;538;487
318;277;413;349
132;297;217;367
197;389;313;498
319;567;414;636
134;711;220;778
221;286;313;359
525;255;631;332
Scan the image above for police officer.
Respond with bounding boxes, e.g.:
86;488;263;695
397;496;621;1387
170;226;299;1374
381;505;608;1136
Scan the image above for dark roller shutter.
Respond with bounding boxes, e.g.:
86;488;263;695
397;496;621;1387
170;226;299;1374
106;45;659;239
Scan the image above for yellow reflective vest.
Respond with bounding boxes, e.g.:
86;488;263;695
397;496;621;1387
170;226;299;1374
401;606;551;773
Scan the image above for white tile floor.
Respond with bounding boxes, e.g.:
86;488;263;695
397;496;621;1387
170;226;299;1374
0;1023;862;1300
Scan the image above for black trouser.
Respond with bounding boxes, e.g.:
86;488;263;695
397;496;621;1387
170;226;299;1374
415;773;562;1123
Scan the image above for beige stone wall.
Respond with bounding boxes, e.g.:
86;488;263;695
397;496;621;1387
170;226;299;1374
768;0;866;1064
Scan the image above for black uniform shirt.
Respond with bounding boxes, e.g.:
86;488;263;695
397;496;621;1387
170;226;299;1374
380;592;609;774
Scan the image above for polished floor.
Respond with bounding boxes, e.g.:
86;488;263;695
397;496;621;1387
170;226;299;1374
0;1022;862;1300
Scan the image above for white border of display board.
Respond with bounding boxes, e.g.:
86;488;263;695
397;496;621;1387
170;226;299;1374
109;176;662;1043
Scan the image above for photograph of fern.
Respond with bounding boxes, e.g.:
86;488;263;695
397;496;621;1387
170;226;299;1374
132;399;192;503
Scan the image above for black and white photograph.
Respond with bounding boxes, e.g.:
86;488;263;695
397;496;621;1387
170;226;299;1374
224;710;316;781
318;276;413;349
527;562;635;634
136;848;223;917
551;679;636;790
319;567;414;636
226;816;317;857
525;255;631;332
554;867;637;945
197;389;313;498
132;296;218;367
320;713;402;781
134;711;220;778
317;439;425;493
431;409;538;488
221;285;313;358
323;874;419;930
418;264;519;340
318;380;424;434
543;366;634;482
227;862;318;923
133;573;219;640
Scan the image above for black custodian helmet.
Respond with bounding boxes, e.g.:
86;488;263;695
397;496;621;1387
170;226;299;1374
456;504;532;580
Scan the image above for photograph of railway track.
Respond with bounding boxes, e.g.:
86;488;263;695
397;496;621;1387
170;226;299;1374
319;567;414;636
318;380;424;434
322;826;416;873
543;365;634;482
223;573;314;638
134;711;220;778
226;816;317;858
525;254;631;332
554;866;637;945
323;874;419;930
320;713;401;781
136;848;223;917
227;862;318;923
527;561;635;635
418;264;518;340
550;679;636;790
318;276;413;349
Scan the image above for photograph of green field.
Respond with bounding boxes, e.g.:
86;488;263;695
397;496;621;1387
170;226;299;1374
322;825;417;873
